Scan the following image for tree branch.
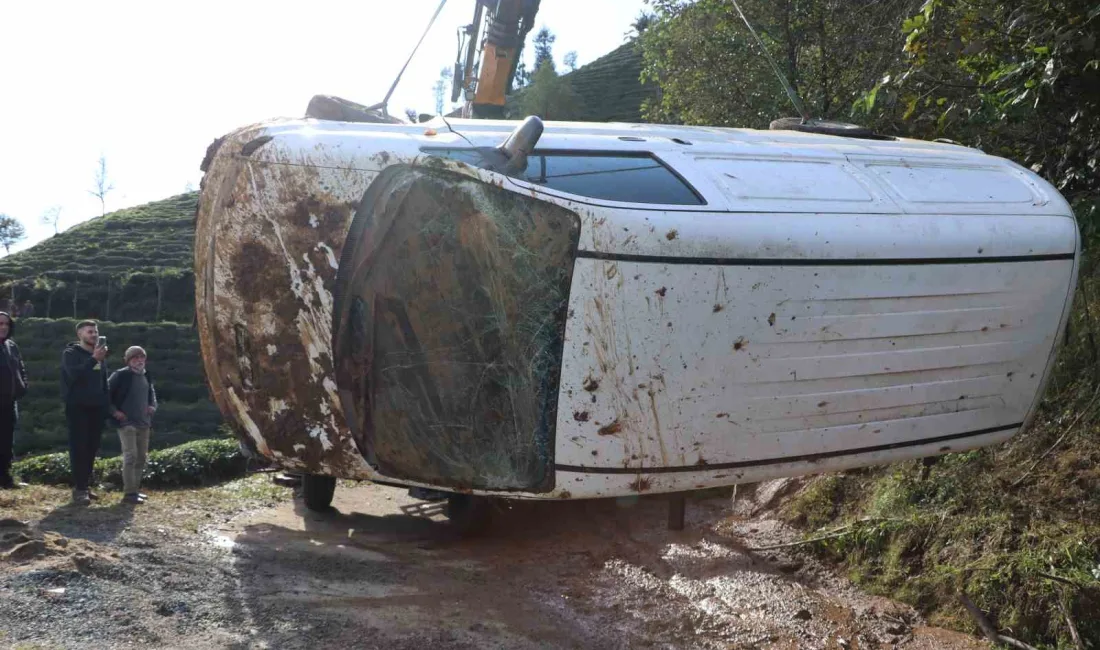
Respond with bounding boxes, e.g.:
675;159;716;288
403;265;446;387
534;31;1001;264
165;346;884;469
1037;571;1086;591
1011;388;1100;487
1059;598;1085;650
748;526;853;551
957;592;1040;650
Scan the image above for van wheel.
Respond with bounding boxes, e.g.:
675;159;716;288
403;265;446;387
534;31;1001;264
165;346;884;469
446;494;492;535
303;475;337;511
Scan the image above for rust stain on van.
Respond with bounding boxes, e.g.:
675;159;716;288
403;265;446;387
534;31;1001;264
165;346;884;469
598;420;624;436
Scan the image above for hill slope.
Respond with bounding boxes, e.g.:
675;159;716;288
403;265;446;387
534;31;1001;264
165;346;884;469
0;194;220;457
562;41;657;123
507;41;657;123
0;192;198;323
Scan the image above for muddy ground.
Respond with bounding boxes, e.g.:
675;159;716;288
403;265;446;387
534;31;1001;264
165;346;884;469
0;476;988;650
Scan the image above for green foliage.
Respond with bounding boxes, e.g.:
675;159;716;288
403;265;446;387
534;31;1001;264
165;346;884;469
509;42;656;123
515;61;585;121
0;214;28;255
858;0;1100;216
0;192;196;323
12;437;245;489
639;0;919;127
532;27;557;73
783;377;1100;646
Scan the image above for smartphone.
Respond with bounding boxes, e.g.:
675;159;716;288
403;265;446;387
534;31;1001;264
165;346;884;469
97;336;107;348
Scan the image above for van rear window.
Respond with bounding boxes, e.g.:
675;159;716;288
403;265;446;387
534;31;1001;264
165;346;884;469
424;149;704;206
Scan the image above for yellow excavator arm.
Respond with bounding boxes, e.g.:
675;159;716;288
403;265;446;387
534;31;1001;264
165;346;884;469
452;0;541;118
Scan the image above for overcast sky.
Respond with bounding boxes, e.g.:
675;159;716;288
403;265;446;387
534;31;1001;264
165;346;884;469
0;0;646;254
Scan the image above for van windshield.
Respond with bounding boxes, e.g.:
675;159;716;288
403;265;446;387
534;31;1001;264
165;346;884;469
423;149;705;206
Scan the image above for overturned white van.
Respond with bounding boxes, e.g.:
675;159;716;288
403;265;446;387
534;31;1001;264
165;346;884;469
195;114;1078;518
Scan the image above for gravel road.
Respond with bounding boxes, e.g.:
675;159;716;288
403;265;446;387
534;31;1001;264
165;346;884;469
1;477;988;649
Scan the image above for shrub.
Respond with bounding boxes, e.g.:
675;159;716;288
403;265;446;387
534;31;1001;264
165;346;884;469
12;438;246;489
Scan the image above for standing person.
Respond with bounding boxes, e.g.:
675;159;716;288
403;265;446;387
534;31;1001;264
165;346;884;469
61;320;109;505
0;311;28;489
108;346;156;504
20;301;34;318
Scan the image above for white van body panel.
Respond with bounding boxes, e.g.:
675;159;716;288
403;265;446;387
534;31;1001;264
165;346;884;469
196;117;1078;499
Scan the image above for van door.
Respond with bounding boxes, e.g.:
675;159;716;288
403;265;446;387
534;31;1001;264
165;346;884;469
332;165;581;492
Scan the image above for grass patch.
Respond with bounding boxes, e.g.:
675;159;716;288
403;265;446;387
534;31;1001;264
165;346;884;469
782;387;1100;647
0;474;294;538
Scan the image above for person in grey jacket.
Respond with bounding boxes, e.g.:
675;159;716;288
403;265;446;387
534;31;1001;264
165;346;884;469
108;346;157;504
61;320;109;505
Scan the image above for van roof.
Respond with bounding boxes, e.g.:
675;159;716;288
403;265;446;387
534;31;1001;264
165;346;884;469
439;117;976;156
252;117;1073;217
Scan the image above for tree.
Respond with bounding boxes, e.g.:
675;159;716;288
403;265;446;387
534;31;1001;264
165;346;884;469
627;11;656;39
513;60;531;89
153;267;184;322
516;61;584;121
639;0;917;127
433;67;454;115
40;205;62;235
0;214;26;255
89;154;115;217
105;274;119;322
854;0;1100;238
34;275;64;318
563;51;578;73
533;27;556;73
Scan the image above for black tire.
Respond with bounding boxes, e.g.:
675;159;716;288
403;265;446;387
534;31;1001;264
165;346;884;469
303;475;337;512
769;117;879;139
446;494;492;535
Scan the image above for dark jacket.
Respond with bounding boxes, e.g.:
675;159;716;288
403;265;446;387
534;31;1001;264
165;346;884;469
107;367;157;425
60;342;109;407
0;312;28;403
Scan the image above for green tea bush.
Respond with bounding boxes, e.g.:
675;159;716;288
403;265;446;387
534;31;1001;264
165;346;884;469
12;438;246;489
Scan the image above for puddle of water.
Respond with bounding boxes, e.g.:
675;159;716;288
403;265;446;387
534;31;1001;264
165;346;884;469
203;531;238;551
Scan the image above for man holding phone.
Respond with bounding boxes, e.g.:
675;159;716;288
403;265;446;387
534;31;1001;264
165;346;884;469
61;320;110;505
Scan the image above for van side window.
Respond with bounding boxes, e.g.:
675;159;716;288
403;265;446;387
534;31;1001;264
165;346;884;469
423;149;705;206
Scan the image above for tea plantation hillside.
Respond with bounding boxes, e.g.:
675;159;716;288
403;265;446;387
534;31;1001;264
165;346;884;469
0;192;198;324
13;319;223;456
0;193;224;457
507;41;658;122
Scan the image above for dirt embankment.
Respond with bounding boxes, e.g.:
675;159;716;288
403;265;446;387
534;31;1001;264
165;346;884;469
1;478;988;649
